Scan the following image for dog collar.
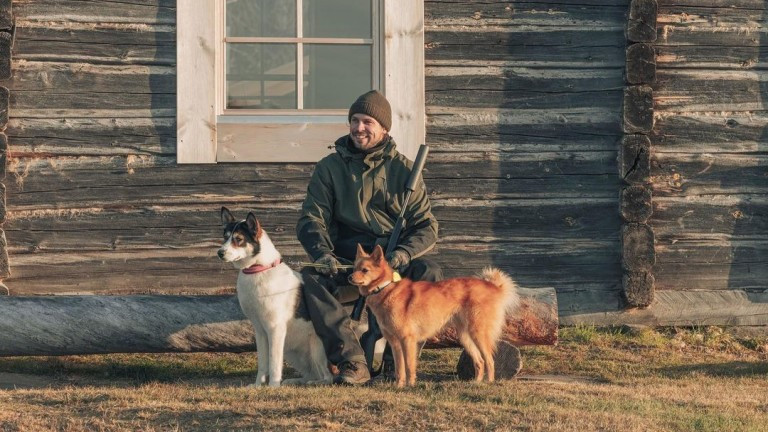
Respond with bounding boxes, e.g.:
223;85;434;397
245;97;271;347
368;272;401;296
241;259;281;274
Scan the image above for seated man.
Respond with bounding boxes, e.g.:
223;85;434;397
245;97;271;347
297;90;442;385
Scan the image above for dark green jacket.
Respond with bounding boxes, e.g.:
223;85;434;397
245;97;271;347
297;135;438;262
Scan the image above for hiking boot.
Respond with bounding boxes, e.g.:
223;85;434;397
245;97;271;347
334;360;370;385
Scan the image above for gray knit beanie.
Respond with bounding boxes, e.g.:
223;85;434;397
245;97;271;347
348;90;392;131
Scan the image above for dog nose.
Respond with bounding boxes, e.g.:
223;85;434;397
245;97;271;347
217;249;225;259
347;275;355;284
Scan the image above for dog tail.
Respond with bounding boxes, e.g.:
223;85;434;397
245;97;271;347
479;267;521;315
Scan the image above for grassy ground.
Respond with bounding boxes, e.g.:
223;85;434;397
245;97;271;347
1;326;767;431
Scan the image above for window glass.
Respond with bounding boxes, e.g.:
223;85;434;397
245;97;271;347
226;43;297;109
303;45;372;109
226;0;296;37
303;0;372;39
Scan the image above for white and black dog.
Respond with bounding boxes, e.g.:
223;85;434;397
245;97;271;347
217;207;332;387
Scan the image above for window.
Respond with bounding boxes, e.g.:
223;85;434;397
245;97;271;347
178;0;424;163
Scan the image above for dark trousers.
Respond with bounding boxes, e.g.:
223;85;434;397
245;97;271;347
300;257;443;366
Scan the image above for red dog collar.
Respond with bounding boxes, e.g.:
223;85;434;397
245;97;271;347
241;259;281;274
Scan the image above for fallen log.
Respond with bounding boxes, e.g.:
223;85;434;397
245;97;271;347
0;287;557;357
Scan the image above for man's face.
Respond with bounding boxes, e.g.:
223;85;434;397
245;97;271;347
349;113;388;151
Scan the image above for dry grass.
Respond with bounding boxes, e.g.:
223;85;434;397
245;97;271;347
1;326;767;431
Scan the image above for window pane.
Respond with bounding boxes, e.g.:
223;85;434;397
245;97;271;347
303;45;372;109
227;43;297;109
303;0;371;39
226;0;296;37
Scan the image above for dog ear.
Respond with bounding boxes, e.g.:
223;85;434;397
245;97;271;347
246;212;262;240
221;207;236;225
371;244;385;262
356;243;369;258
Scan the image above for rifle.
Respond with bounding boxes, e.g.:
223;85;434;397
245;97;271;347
351;144;430;375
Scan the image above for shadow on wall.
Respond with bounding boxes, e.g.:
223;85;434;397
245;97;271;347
490;1;625;312
727;4;768;292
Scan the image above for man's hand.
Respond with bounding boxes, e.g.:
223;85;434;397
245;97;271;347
386;249;410;271
314;254;341;276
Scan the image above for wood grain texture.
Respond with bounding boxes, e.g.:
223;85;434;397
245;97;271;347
562;290;768;327
622;223;656;271
628;0;658;43
621;185;653;223
623;85;654;133
623;270;655;308
626;43;657;85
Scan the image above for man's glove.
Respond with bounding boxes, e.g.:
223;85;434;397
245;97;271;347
386;249;411;271
314;254;341;276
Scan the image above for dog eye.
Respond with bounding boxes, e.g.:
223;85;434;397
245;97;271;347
362;268;368;273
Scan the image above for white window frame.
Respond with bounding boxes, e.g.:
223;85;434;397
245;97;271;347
177;0;425;163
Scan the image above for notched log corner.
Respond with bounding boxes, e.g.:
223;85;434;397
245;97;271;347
620;185;652;224
619;135;651;185
623;86;654;134
627;0;657;43
621;223;655;272
623;271;655;309
626;43;656;85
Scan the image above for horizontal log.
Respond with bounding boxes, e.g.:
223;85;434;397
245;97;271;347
0;288;558;356
427;89;622;110
562;290;768;327
5;199;621;254
651;112;768;153
427;29;625;49
9;61;174;93
425;1;627;26
655;27;768;48
654;262;768;291
655;45;768;69
652;197;768;237
658;5;767;26
656;237;768;264
650;153;768;196
654;70;768;112
13;0;175;23
427;128;620;152
4;236;620;295
4;153;620;208
426;42;624;67
426;66;625;93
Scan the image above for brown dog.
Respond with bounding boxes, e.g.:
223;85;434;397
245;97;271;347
349;244;519;387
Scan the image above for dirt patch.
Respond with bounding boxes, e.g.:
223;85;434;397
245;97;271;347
0;373;57;390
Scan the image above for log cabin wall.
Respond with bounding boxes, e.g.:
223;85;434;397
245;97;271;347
651;1;768;295
4;0;626;318
10;0;765;324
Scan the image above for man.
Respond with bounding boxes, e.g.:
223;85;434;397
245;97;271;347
297;90;442;385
